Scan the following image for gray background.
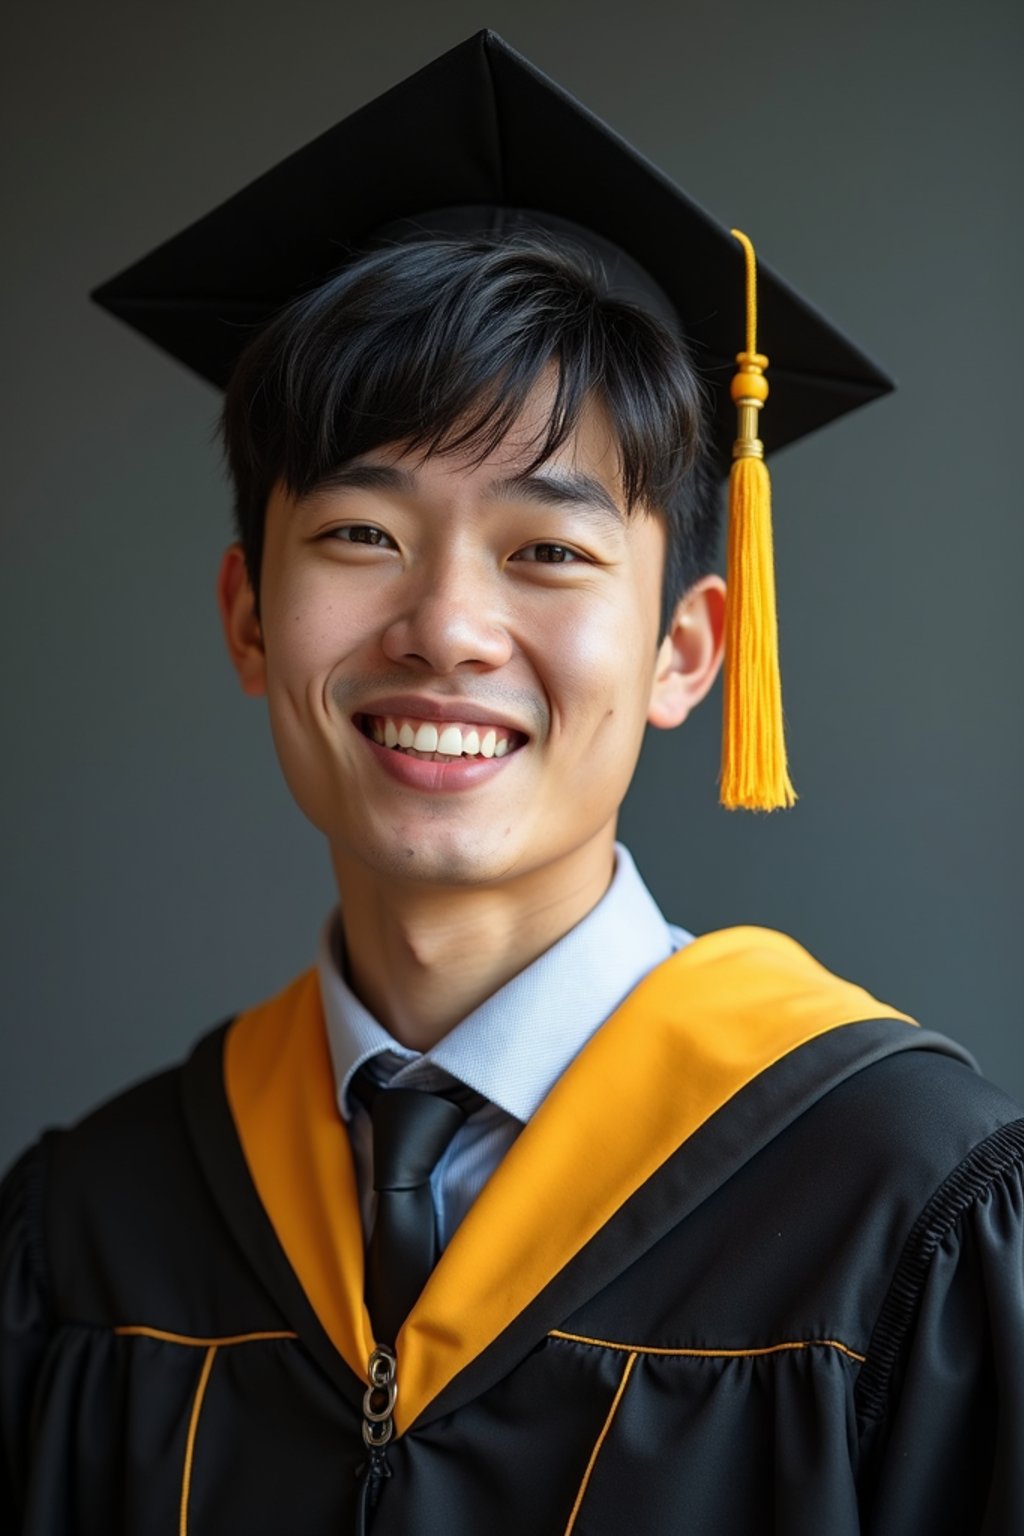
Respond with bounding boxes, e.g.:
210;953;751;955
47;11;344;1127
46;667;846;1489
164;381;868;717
2;0;1022;1170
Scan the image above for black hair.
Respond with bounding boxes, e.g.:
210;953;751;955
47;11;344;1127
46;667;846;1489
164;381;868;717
220;236;720;633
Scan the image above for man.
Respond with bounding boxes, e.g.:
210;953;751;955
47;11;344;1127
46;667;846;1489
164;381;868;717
2;31;1022;1536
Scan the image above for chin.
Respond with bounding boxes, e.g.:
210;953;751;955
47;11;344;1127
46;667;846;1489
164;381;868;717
341;827;525;889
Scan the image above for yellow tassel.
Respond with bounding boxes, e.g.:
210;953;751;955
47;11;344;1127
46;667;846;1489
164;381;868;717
719;230;796;811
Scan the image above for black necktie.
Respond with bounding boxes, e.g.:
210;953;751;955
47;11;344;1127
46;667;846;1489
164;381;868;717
353;1066;485;1347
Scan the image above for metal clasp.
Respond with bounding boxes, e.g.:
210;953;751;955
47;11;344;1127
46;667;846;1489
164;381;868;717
362;1345;398;1448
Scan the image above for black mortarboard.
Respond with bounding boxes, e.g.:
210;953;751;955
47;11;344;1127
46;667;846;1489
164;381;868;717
92;29;895;810
92;28;890;470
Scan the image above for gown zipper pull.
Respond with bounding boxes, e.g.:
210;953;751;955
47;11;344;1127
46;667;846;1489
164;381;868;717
356;1345;397;1532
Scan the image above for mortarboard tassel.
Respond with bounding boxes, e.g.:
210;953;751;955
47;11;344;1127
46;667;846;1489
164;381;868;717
719;229;797;811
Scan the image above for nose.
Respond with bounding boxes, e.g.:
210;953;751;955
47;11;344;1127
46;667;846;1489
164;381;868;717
380;556;514;675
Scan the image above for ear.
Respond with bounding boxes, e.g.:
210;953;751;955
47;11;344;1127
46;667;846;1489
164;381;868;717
216;543;267;697
647;573;726;730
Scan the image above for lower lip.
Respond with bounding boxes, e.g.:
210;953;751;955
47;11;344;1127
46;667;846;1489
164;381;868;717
357;731;521;791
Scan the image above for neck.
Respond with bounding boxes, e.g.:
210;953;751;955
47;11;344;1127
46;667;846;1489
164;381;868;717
331;838;617;1051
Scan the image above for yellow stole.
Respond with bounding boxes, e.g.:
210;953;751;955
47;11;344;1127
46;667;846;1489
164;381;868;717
224;926;913;1433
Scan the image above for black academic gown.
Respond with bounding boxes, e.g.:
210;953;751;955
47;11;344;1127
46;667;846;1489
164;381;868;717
2;926;1023;1535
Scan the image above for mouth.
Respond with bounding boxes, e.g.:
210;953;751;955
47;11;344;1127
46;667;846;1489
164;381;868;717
355;712;527;763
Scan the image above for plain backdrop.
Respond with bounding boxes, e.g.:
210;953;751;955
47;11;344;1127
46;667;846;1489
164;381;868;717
2;0;1022;1169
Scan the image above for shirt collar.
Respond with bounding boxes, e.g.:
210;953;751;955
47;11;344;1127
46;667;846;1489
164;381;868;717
318;843;692;1125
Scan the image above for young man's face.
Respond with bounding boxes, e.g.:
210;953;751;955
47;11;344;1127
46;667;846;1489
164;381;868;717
220;386;724;897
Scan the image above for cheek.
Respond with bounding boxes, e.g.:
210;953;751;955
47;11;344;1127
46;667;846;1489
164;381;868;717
542;598;657;738
261;572;372;698
258;587;367;834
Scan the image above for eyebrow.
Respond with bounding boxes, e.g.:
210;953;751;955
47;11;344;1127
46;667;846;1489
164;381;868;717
306;463;626;525
307;463;416;498
485;470;625;524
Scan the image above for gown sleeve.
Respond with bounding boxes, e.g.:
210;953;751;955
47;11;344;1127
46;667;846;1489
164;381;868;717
859;1120;1024;1536
0;1143;51;1533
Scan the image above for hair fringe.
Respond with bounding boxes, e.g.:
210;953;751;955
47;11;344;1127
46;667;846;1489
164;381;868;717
220;236;720;628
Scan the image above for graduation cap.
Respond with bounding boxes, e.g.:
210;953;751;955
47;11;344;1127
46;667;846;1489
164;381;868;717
92;29;894;811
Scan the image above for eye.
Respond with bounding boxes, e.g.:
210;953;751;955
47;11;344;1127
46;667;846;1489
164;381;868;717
324;524;396;548
511;542;584;564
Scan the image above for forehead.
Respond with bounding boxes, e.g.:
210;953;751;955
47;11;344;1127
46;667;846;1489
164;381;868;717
306;380;630;511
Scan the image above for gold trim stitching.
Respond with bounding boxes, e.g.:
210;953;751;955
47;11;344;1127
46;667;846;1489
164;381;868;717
563;1351;637;1536
115;1326;297;1347
549;1328;865;1365
179;1344;217;1536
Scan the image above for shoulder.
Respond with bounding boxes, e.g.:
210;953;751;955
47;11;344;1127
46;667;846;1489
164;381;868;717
795;1047;1024;1407
853;1059;1024;1395
807;1041;1022;1175
761;1037;1024;1268
46;1020;228;1198
657;1024;1024;1353
1;1021;236;1328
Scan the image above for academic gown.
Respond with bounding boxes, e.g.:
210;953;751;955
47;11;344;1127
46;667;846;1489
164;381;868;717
3;926;1023;1535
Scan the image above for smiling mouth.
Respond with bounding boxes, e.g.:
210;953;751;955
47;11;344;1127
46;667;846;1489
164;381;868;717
356;713;525;762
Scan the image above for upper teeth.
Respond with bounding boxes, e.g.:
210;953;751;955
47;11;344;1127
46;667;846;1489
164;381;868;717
367;716;514;758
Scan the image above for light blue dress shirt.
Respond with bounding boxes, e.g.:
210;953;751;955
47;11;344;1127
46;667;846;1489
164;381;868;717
318;843;692;1250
